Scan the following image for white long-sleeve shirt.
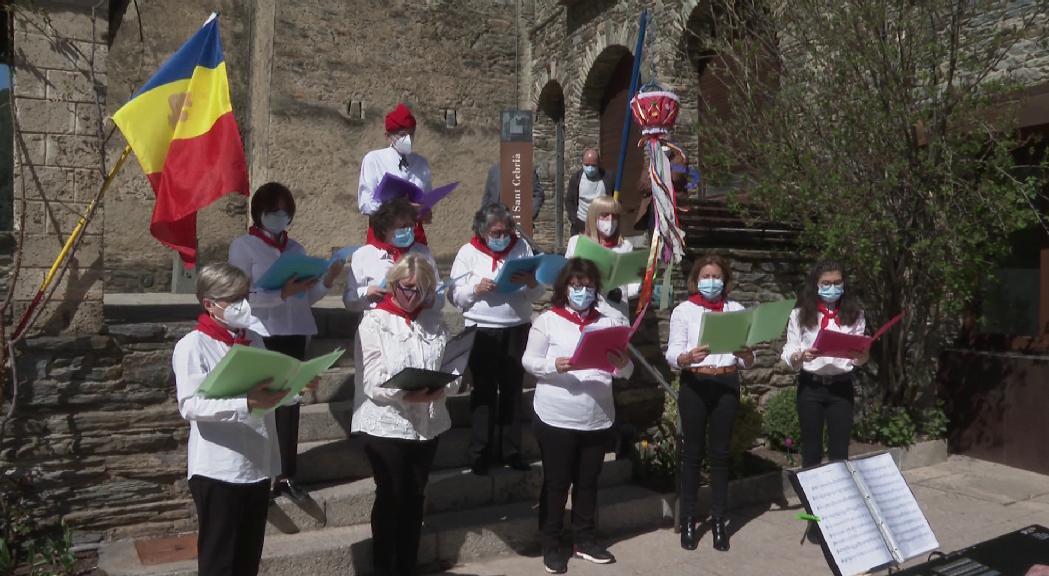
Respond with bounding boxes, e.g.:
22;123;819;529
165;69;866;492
523;308;634;431
351;308;457;440
172;329;280;483
357;147;432;215
780;308;866;375
342;243;439;312
447;239;545;328
665;299;755;370
228;232;328;336
565;234;641;319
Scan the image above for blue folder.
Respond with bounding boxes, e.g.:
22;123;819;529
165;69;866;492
493;254;567;293
256;246;359;291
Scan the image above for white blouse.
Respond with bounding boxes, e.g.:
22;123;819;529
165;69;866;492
447;239;545;328
357;147;432;216
352;308;458;440
172;329;280;483
522;308;634;431
342;243;439;313
565;234;641;320
665;299;755;370
228;232;329;336
781;308;867;376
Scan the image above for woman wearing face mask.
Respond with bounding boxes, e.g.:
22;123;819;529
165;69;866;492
782;260;867;542
228;182;344;503
352;254;457;576
448;204;545;475
565;195;640;319
522;258;632;574
665;255;754;552
344;197;439;313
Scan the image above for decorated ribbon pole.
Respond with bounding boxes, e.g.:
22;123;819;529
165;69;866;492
613;8;648;201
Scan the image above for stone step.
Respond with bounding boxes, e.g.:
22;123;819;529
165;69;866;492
295;427;542;485
300;366;356;405
306;338;355;368
267;454;634;535
98;484;673;576
296;389;538;443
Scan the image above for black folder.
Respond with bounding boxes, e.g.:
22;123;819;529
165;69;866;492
380;367;459;391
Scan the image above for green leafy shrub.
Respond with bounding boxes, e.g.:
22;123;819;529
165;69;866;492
916;401;949;439
762;387;800;450
876;407;918;447
731;393;763;473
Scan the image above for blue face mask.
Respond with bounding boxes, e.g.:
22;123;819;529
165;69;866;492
697;278;724;300
818;284;844;304
567;286;596;311
486;234;511;252
583;165;600;180
391;226;415;248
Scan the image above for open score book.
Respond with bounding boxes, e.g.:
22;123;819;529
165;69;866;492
789;452;939;576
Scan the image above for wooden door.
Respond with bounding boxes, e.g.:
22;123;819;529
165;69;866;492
599;53;643;224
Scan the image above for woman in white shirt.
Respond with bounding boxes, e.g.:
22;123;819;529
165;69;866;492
665;255;754;553
352;254;456;576
565;195;640;319
522;258;633;574
228;182;344;503
448;204;545;475
344;197;438;313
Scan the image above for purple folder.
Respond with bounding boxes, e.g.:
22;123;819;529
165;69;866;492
375;173;459;210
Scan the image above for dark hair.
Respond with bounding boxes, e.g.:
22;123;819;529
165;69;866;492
550;258;603;308
473;203;515;237
686;254;733;296
798;260;863;329
250;182;296;227
370;197;418;241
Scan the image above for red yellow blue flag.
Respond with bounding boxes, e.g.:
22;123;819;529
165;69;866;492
113;13;248;268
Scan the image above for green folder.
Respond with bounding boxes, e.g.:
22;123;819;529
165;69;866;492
572;236;649;289
196;345;345;415
697;298;796;354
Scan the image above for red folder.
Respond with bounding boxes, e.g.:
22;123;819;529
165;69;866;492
569;313;645;372
813;312;903;359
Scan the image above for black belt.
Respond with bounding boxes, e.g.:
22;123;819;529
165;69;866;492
800;371;854;386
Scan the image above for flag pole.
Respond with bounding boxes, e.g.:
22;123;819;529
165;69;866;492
613;8;648;201
11;145;133;340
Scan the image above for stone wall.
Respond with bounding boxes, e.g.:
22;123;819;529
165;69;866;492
10;1;110;335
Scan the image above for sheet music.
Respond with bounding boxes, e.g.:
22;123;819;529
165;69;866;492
852;453;939;561
796;463;894;575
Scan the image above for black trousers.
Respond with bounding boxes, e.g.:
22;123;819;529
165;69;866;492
796;371;855;468
362;434;439;576
262;335;308;480
467;324;529;462
678;373;740;518
188;475;270;576
533;418;610;550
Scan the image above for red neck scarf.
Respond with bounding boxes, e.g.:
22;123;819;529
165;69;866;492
688;293;725;312
249;226;288;252
470;234;519;271
375;293;420;326
196;313;251;346
600;236;619;248
551;305;601;331
367;236;409;263
819;303;840;329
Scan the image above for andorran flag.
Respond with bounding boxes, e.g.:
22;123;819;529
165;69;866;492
113;14;248;268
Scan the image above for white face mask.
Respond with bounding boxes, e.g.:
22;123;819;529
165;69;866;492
261;210;290;235
596;217;617;238
216;298;254;330
392;133;412;156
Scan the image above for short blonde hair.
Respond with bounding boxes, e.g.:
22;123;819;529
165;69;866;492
196;262;250;304
385;253;437;298
585;195;623;245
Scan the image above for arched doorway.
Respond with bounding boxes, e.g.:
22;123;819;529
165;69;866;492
534;81;566;250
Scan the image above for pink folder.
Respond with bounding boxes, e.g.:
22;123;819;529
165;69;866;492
813;312;903;359
569;314;644;372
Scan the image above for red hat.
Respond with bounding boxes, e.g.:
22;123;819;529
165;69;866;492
384;103;416;132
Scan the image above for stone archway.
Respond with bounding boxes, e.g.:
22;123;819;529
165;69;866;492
533;80;566;250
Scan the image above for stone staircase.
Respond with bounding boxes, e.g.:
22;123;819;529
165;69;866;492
98;295;674;576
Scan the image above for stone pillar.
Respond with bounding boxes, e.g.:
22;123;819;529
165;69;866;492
11;2;108;336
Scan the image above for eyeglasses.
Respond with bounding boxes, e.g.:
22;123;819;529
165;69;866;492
396;283;420;297
567;282;593;290
818;281;845;289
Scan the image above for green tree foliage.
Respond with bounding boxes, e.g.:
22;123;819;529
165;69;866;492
687;0;1048;405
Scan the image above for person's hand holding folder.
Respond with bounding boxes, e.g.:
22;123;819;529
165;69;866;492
510;271;538;289
474;277;496;296
607;349;629;370
281;274;319;300
678;345;711;367
247;379;290;412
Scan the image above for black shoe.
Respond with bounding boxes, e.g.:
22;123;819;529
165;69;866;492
711;516;730;551
274;479;310;504
574;542;616;564
505;456;531;472
805;522;822;545
680;516;699;550
470;458;489;476
543;547;567;574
